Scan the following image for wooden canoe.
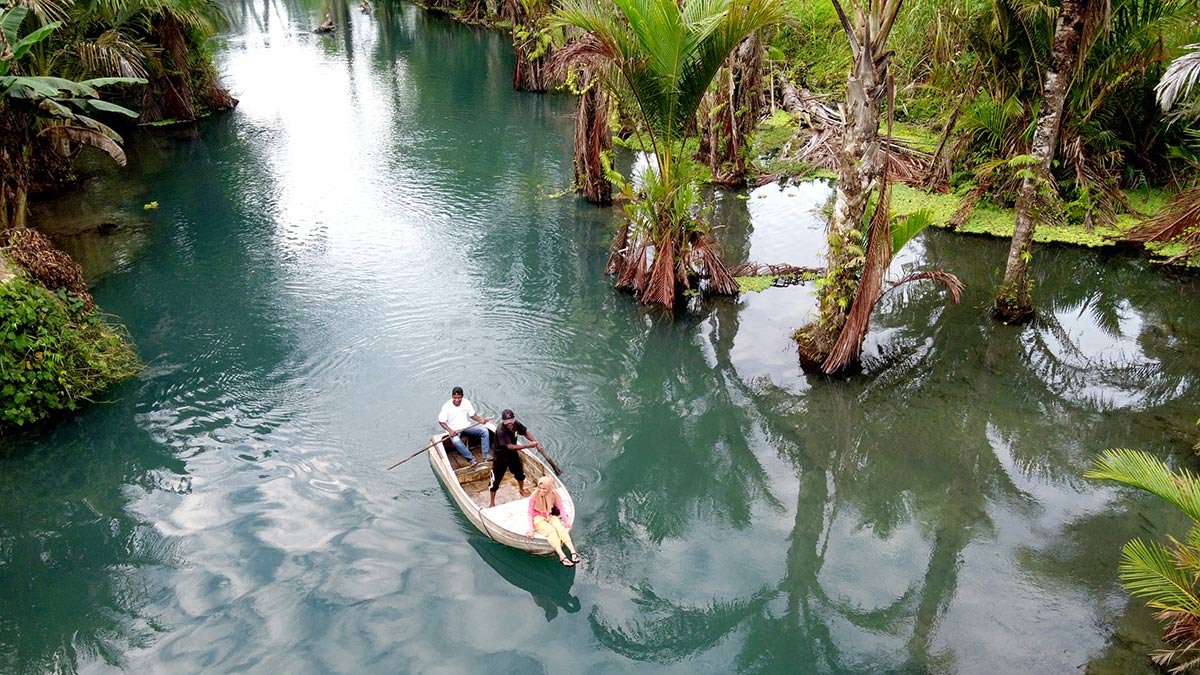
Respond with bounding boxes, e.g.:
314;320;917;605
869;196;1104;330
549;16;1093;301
428;423;575;556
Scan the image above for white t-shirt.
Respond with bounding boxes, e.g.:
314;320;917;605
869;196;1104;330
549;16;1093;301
438;398;476;431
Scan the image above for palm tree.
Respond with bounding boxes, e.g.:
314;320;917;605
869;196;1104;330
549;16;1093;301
1086;448;1200;673
552;0;789;309
1123;44;1200;264
1;7;144;229
696;31;764;187
793;0;960;373
994;0;1089;323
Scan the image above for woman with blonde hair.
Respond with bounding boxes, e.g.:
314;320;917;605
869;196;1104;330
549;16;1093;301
526;476;580;566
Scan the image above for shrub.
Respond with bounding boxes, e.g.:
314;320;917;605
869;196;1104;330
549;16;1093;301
0;277;140;427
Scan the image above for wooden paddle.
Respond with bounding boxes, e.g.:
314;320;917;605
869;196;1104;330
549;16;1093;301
387;421;484;470
531;441;563;476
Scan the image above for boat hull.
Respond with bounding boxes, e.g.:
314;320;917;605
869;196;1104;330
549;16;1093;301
428;427;574;556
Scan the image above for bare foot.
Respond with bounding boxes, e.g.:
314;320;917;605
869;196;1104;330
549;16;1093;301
519;488;529;497
488;497;496;508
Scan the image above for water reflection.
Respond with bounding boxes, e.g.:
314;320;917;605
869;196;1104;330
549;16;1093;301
468;538;580;621
7;0;1200;670
0;404;184;673
578;225;1200;672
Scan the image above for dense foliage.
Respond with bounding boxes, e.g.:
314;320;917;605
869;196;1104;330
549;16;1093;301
0;277;140;428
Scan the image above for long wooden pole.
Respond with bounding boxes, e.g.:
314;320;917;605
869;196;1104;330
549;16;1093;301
387;421;483;470
533;443;563;476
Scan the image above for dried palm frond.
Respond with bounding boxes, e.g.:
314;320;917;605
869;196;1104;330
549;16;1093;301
1123;186;1200;263
77;30;151;80
2;228;93;308
1062;135;1130;231
642;234;676;308
692;233;737;295
727;262;821;277
606;219;630;276
773;78;931;185
887;269;964;304
14;0;69;24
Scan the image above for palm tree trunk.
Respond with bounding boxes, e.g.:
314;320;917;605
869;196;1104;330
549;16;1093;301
697;33;764;187
994;0;1086;323
513;35;550;91
797;2;893;369
573;71;612;205
141;13;197;123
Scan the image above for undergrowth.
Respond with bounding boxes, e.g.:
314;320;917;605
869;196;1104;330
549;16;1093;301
0;276;141;427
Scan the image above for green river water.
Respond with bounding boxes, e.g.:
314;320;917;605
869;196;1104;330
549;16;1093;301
3;2;1200;673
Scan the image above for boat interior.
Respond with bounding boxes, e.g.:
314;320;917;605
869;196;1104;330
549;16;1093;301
439;434;553;511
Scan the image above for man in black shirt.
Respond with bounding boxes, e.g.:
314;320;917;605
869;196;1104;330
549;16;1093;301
489;408;543;507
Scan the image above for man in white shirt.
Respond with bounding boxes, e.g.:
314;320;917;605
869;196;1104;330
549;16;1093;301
437;386;492;465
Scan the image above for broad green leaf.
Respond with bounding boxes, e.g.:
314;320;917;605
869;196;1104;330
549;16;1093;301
79;76;148;88
12;22;61;61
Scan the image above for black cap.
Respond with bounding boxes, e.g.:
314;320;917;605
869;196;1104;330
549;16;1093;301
501;409;516;422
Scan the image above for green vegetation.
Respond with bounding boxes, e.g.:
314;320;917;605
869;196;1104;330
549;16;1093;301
0;276;140;428
735;276;775;293
1086;448;1200;673
889;185;1180;249
553;0;789;308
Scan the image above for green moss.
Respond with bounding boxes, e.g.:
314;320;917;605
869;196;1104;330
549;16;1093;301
886;121;939;152
736;275;775;293
888;184;1185;251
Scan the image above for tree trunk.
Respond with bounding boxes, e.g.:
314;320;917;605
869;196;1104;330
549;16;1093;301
697;33;764;187
994;0;1086;323
513;34;550;92
141;13;197;123
797;11;891;370
573;71;612;205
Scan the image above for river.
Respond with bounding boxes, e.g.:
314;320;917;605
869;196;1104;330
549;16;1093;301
3;1;1200;673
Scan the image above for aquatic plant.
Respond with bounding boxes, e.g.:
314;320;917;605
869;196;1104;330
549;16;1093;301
552;0;789;309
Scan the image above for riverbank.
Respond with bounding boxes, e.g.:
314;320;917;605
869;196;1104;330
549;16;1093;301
0;239;141;430
749;110;1194;266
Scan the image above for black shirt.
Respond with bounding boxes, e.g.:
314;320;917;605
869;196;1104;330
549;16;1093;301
494;421;529;452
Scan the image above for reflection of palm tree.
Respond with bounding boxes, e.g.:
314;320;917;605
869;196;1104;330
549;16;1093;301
589;584;774;661
587;319;782;547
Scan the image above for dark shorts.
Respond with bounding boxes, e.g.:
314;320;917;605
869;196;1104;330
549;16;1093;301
490;449;525;492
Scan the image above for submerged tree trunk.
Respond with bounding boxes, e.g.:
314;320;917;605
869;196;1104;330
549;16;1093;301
141;13;196;123
140;12;238;123
573;70;612;205
994;0;1086;323
697;33;764;187
796;0;900;372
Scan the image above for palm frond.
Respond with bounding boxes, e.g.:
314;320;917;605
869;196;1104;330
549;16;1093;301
1123;186;1200;264
1157;44;1200;116
1118;538;1200;614
889;269;964;304
76;29;150;79
1086;448;1200;523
